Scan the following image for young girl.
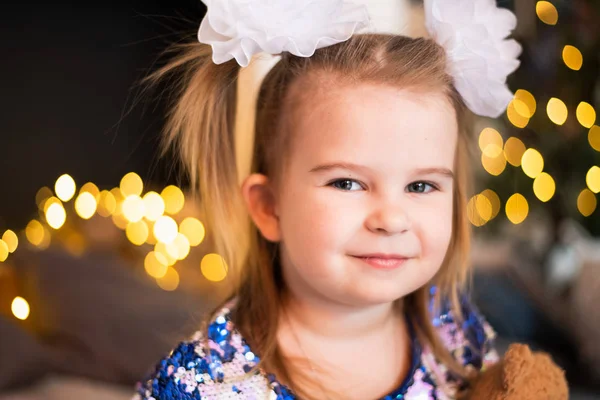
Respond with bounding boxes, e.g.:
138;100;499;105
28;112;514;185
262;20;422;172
134;1;521;398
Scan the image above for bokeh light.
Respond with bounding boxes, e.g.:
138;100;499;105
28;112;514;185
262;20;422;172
578;189;597;217
46;202;66;230
201;253;228;282
467;194;493;227
120;172;144;197
521;148;544;178
547;98;568;125
11;297;30;320
155;241;179;264
122;195;145;223
576;102;596;128
154;216;178;243
514;90;536;118
157;267;180;291
479;128;504;157
144;251;168;278
536;1;558;25
0;240;8;262
161;186;185;215
126;220;150;246
480;189;501;220
55;174;76;202
179;217;206;247
504;137;527;167
505;194;529;225
173;233;191;260
507;101;530;128
533;172;556;202
26;220;45;246
80;182;100;200
587;166;600;193
2;230;18;253
589;125;600;152
143;191;165;221
75;192;97;220
563;45;583;71
97;190;117;217
36;187;53;208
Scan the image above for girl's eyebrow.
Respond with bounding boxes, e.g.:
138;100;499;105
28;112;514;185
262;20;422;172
309;162;454;179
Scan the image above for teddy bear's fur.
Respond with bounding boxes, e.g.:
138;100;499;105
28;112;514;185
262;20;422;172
468;343;569;399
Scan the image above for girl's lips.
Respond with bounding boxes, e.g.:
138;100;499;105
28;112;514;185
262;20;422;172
352;255;409;270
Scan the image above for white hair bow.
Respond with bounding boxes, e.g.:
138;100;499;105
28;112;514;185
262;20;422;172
198;0;521;119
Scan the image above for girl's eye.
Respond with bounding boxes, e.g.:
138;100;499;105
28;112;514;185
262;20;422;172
407;181;437;194
329;179;363;191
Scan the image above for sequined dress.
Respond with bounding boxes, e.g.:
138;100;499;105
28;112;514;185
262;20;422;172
133;297;498;400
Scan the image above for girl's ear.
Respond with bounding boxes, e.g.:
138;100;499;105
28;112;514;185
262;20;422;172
241;173;281;242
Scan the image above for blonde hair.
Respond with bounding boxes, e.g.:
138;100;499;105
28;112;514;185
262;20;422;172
147;33;475;396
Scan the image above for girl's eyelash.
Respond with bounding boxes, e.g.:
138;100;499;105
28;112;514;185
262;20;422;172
327;179;441;193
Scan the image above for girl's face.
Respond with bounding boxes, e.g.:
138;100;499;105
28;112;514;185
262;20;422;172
275;83;458;307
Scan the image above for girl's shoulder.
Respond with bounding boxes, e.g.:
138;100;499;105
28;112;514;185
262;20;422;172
132;301;292;400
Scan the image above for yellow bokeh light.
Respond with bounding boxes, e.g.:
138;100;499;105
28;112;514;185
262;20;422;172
0;240;8;262
201;253;228;282
110;187;125;203
157;267;180;291
481;152;507;176
2;230;18;253
80;182;100;200
589;125;600;152
521;148;544;178
563;45;583;71
122;195;145;223
533;172;556;202
154;216;178;243
547;98;568;125
536;1;558;25
111;212;129;230
75;192;97;220
506;194;529;225
514;90;537;118
126;220;150;246
480;189;501;220
11;297;30;320
173;233;191;260
155;242;178;266
507;101;530;128
46;202;66;230
55;174;76;202
587;166;600;193
467;194;493;227
144;251;168;278
161;185;185;215
479;128;504;157
36;187;53;208
26;220;45;246
576;102;596;128
143;191;165;221
97;190;117;217
43;196;62;214
120;172;143;197
64;231;86;257
146;221;158;245
179;217;206;247
578;189;597;217
504;137;527;167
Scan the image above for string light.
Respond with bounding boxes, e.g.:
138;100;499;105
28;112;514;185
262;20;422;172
547;98;568;125
55;174;76;202
154;216;178;243
2;230;18;253
11;297;30;320
514;90;537;118
80;182;100;201
521;148;544;178
201;253;228;282
563;45;583;71
504;137;526;167
143;191;165;221
536;1;558;25
479;128;504;157
506;194;529;225
533;172;556;202
74;192;97;220
576;102;596;128
179;217;206;247
161;185;185;215
480;189;501;220
120;172;143;197
586;166;600;193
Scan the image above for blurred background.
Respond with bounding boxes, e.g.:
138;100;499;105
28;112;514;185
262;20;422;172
0;0;599;399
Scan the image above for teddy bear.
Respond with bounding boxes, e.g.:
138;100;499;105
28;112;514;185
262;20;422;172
467;343;569;399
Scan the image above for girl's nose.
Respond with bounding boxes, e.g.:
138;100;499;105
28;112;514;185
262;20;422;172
365;200;412;235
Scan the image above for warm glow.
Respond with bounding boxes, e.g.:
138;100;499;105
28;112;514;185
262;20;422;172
536;1;558;25
161;186;185;215
587;166;600;193
563;45;583;71
589;125;600;152
481;152;507;176
507;101;530;128
11;297;30;320
155;242;178;266
111;212;129;230
144;251;168;278
576;102;596;128
122;195;145;223
480;189;501;220
201;253;228;282
578;189;597;217
64;231;86;257
26;220;45;246
126;220;150;246
2;230;18;253
43;196;62;214
504;137;527;167
157;267;180;291
75;192;97;220
80;182;100;200
55;174;76;202
533;172;556;202
173;233;191;260
547;98;568;125
154;216;178;243
179;217;206;247
97;190;117;217
143;191;165;221
479;128;504;157
46;202;67;230
467;195;493;227
120;172;144;197
514;90;537;118
36;187;53;208
0;240;8;262
521;148;544;178
506;194;529;225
